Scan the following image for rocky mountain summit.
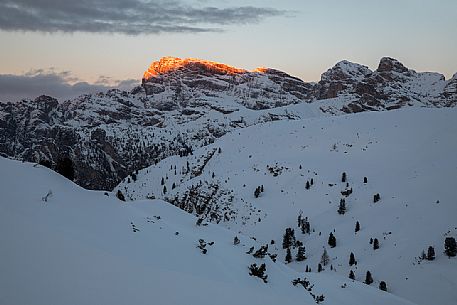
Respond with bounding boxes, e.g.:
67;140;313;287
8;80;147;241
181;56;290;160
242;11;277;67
0;56;455;190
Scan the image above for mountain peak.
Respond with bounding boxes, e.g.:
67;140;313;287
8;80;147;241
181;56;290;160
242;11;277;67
321;60;372;83
377;57;409;73
143;57;248;80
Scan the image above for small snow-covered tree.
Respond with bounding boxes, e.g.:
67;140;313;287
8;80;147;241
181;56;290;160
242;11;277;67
365;271;373;285
349;270;355;280
233;236;240;245
116;190;126;201
355;221;360;233
328;232;336;248
427;246;435;260
321;248;330;266
341;172;347;183
373;238;380;250
296;246;306;261
445;237;457;257
379;281;387;291
285;247;293;263
349;252;356;266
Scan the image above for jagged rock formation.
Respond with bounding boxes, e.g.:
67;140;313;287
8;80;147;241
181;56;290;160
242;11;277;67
0;56;455;190
142;56;315;110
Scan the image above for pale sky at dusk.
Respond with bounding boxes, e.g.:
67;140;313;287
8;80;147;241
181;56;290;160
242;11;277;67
0;0;456;101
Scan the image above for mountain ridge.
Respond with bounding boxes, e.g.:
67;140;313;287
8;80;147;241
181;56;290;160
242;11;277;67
0;56;455;190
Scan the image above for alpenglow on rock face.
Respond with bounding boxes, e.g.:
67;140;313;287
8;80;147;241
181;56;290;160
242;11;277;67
141;56;315;110
0;56;455;190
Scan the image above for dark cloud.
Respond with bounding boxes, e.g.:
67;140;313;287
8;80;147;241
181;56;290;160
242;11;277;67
0;69;139;102
0;0;285;34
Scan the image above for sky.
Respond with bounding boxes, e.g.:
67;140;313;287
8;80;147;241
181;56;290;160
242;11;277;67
0;0;456;101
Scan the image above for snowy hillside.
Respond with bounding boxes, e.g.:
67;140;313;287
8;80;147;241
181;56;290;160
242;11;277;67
0;157;419;305
117;107;457;305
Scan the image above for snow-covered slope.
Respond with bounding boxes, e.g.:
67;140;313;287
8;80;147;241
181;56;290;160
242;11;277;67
118;107;457;305
0;157;418;305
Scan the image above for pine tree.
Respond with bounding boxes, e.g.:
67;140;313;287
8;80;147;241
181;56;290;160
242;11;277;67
328;232;336;248
161;177;165;185
373;238;379;250
305;265;309;272
355;221;360;233
172;182;176;189
321;248;330;266
296;246;306;261
310;178;314;185
445;237;457;257
364;176;368;183
305;181;310;190
373;193;380;203
342;172;347;183
337;198;346;215
349;252;356;266
317;263;323;272
349;270;355;280
282;228;295;249
301;218;310;234
427;246;435;260
285;248;292;263
365;271;373;285
379;281;387;291
116;190;125;201
163;185;167;194
233;236;240;245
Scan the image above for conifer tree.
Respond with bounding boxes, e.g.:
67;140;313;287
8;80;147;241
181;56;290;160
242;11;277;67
285;248;292;263
317;263;323;272
349;270;355;280
161;177;165;185
296;246;306;261
305;181;310;190
445;237;457;257
321;248;330;266
427;246;435;260
355;221;360;233
379;281;387;291
349;252;356;266
342;172;347;183
310;178;314;185
338;198;346;215
364;177;368;183
365;271;373;285
373;238;379;250
233;236;240;245
163;185;167;194
116;190;126;201
328;232;336;248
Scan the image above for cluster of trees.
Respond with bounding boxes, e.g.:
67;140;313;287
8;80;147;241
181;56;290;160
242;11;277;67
254;185;264;198
423;237;456;260
248;263;268;283
298;213;311;234
305;178;314;190
373;193;381;203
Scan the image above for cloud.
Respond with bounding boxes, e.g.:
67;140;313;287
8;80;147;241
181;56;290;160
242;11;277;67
0;69;139;102
0;0;285;34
